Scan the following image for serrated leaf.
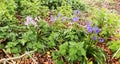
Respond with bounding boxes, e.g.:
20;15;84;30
20;39;27;46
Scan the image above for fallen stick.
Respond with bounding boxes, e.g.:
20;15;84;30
0;50;35;63
27;53;38;64
2;49;16;64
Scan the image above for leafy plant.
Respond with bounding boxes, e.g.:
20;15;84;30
67;0;86;11
88;7;120;38
0;0;17;26
108;40;120;58
41;0;62;10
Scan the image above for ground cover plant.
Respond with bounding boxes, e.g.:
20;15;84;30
0;0;120;64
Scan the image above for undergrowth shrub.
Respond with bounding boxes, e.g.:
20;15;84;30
0;0;17;26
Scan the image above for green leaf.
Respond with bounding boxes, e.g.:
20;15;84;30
54;60;64;64
6;48;11;53
0;44;4;49
59;42;68;55
20;39;27;46
11;47;19;53
6;42;18;48
27;42;33;49
35;42;43;49
69;47;77;56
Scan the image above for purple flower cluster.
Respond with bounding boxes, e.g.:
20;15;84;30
49;11;81;22
93;36;104;43
50;15;55;22
86;22;104;43
24;16;38;27
93;36;97;40
72;16;79;22
86;22;101;34
50;13;62;22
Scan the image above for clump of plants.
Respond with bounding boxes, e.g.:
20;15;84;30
0;0;120;64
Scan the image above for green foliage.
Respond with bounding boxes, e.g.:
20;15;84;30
108;40;120;58
57;5;72;17
41;0;86;11
86;46;106;64
67;0;86;10
88;7;120;37
20;0;41;17
0;0;17;26
41;0;62;10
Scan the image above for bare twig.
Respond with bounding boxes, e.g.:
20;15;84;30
2;49;16;64
27;53;38;64
0;50;35;63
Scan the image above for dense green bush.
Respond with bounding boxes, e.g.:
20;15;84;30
0;18;106;63
41;0;86;11
67;0;86;11
41;0;62;9
0;0;17;26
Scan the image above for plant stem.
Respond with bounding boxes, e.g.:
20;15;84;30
112;47;120;58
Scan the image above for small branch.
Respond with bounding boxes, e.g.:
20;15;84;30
0;50;35;63
27;53;38;64
2;49;16;64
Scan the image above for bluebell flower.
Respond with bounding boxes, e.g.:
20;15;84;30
72;16;79;22
94;26;101;34
99;38;104;43
87;26;93;33
50;15;55;22
86;22;91;26
93;36;97;40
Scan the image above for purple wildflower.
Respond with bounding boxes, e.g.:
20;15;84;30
86;22;91;26
24;16;38;27
26;16;33;22
93;26;101;34
72;16;79;22
93;36;97;40
25;16;33;26
24;21;30;26
99;38;104;43
87;26;93;33
50;15;55;22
